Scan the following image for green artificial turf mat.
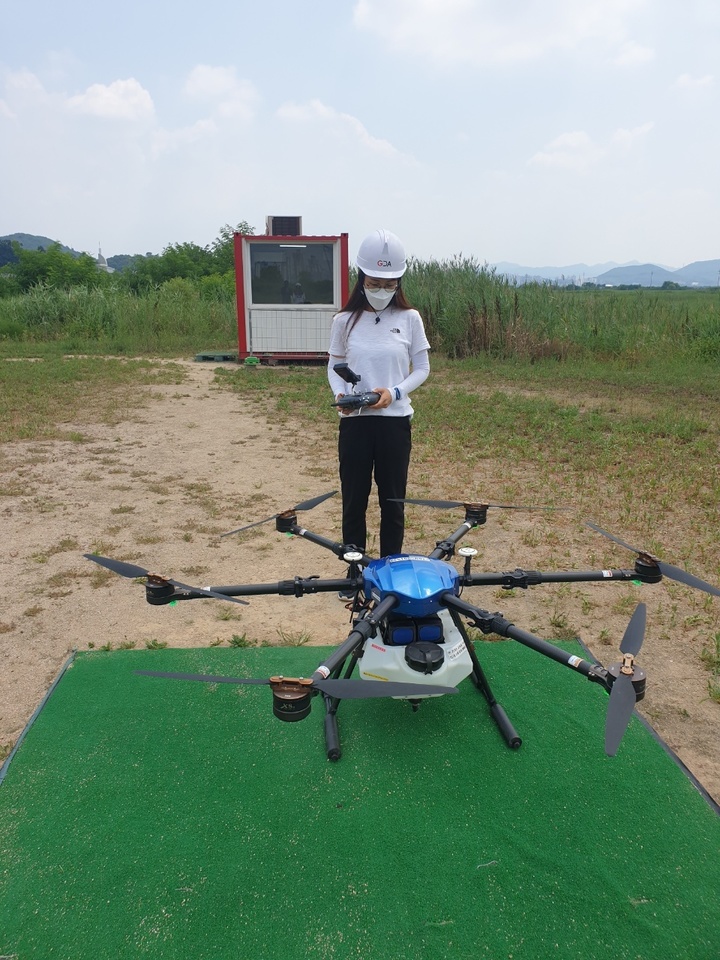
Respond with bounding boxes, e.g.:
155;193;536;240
1;643;718;960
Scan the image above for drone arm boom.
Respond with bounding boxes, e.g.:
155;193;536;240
311;595;398;681
428;521;476;560
442;594;610;690
285;522;375;566
460;567;642;590
155;576;365;603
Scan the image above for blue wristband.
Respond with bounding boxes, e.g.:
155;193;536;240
394;387;401;401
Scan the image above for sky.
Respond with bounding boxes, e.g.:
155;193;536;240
1;0;718;268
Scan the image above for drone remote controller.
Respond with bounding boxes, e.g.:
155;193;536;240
331;362;380;410
332;392;381;410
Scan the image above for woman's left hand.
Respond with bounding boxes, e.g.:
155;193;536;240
372;387;393;409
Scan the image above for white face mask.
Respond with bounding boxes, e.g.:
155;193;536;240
364;286;396;311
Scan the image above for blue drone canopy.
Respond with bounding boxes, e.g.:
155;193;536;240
363;554;461;617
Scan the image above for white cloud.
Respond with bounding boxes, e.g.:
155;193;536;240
613;40;655;66
2;69;52;110
611;121;654;147
674;72;714;90
0;98;15;120
277;98;404;158
529;121;653;172
528;131;604;171
66;78;154;121
184;65;259;120
352;0;649;65
152;119;218;158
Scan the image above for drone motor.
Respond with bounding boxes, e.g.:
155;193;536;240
269;677;314;722
606;662;647;702
145;578;177;605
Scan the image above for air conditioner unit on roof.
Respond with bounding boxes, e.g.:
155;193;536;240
266;215;303;236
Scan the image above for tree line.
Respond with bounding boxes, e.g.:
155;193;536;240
0;222;255;298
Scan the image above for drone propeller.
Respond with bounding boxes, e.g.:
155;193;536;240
136;670;459;700
84;554;248;605
222;491;338;537
587;522;720;598
605;602;647;756
392;498;564;511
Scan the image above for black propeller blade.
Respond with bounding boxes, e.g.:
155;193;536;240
605;602;647;757
222;491;338;537
587;522;720;598
84;554;248;605
392;498;565;511
136;670;458;700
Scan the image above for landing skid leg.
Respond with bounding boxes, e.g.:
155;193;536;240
448;609;522;749
322;647;362;762
323;697;341;762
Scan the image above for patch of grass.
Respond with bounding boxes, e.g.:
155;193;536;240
276;628;312;646
135;532;165;545
229;632;252;648
145;638;168;650
0;479;27;496
215;608;243;622
46;570;82;588
89;569;114;588
32;537;81;563
548;610;578;641
0;357;188;443
147;482;171;495
89;539;116;556
182;481;223;518
53;537;81;554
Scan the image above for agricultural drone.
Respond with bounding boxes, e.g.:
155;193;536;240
84;491;720;761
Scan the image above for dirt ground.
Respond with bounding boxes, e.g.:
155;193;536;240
1;359;718;804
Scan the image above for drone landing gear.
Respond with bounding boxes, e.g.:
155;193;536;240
323;701;342;762
321;644;364;761
448;609;522;750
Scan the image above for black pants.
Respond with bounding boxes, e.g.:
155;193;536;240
338;415;412;557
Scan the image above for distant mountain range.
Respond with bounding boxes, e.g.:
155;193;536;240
491;259;720;287
2;232;80;256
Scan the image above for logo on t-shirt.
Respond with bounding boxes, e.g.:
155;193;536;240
391;327;401;333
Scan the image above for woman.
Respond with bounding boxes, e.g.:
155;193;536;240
328;228;430;558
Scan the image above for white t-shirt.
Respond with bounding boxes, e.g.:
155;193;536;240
328;307;431;418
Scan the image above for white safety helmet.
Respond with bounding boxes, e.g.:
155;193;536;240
355;228;407;279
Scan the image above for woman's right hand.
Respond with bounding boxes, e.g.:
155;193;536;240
336;394;354;416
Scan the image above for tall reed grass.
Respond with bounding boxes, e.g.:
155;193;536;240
403;258;720;362
0;280;237;356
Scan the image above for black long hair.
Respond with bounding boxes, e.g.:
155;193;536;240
339;269;414;334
